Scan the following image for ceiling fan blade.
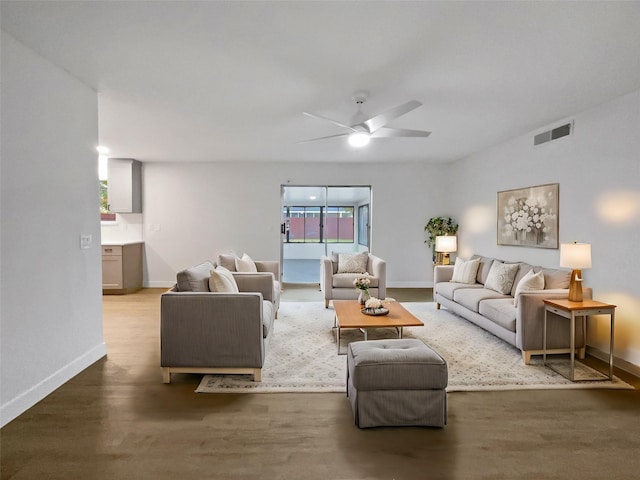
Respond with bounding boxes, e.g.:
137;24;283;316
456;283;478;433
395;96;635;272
364;100;423;133
302;111;357;132
370;127;431;138
296;133;351;144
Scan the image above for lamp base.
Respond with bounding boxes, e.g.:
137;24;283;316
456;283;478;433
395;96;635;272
434;252;451;265
567;269;583;302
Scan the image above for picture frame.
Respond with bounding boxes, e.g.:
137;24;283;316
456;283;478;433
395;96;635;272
497;183;559;248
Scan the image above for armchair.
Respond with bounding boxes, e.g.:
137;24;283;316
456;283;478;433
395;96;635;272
160;261;276;383
320;252;386;308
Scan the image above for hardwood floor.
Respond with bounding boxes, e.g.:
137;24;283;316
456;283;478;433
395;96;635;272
1;288;639;479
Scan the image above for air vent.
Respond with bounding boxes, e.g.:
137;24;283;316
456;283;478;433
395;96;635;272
534;121;573;146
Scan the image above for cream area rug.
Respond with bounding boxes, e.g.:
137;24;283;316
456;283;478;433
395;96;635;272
196;302;633;393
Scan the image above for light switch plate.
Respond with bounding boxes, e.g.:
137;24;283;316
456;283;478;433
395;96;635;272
80;234;92;249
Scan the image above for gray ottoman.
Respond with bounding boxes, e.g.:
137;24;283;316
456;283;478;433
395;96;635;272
347;338;448;428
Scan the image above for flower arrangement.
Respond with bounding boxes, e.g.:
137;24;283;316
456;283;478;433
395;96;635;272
353;275;371;293
364;297;383;309
362;297;395;315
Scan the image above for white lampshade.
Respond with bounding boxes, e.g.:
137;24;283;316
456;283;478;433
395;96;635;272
560;242;592;269
435;235;457;253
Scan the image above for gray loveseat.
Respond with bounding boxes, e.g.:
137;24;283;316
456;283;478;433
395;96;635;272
434;255;591;364
160;259;280;383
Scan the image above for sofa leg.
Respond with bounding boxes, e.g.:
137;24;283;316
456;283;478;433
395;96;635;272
522;351;532;365
253;369;262;382
162;367;171;384
325;299;330;308
436;302;440;310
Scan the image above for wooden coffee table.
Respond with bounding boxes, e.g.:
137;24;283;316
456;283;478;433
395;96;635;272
332;300;424;354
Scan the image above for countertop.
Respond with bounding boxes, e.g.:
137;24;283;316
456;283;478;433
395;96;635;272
102;241;145;246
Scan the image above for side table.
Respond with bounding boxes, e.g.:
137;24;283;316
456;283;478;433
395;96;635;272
542;298;615;382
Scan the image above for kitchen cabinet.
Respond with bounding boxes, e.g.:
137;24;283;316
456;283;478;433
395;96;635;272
102;242;143;294
107;158;142;213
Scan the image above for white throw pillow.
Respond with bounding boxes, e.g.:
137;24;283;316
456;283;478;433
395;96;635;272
235;253;258;272
484;261;520;295
337;253;368;274
513;269;545;306
209;266;239;292
451;257;481;284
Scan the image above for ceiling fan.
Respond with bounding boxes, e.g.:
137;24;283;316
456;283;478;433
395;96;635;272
298;91;431;147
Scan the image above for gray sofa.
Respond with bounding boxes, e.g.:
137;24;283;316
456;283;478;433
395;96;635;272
434;255;591;364
160;259;280;383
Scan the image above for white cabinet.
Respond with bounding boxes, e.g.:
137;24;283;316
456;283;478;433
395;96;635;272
107;158;142;213
102;243;143;294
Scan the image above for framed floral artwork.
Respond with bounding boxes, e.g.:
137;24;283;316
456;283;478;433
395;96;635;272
497;183;559;248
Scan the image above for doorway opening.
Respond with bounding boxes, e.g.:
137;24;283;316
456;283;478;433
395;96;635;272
281;185;372;284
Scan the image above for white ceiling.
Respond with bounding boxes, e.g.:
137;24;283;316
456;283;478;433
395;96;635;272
2;1;640;164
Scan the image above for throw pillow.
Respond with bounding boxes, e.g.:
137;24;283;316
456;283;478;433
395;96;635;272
450;257;481;284
513;269;545;307
217;253;238;272
235;253;258;272
484;261;520;295
209;266;239;293
337;253;368;274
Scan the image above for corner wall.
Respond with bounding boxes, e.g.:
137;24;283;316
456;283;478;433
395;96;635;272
448;90;640;370
0;32;106;426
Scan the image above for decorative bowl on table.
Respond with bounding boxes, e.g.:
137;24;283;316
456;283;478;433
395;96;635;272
361;307;389;316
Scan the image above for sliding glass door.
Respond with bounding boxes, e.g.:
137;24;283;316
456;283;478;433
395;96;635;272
281;185;371;284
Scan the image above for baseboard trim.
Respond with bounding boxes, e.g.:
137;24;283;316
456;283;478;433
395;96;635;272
387;282;433;288
587;345;640;378
145;281;175;288
0;342;107;428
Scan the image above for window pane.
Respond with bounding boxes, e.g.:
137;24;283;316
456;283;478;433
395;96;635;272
358;205;369;247
288;207;305;242
304;207;321;242
326;206;354;243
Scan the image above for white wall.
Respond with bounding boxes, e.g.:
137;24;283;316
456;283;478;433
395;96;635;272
448;90;640;369
141;161;448;288
0;32;106;427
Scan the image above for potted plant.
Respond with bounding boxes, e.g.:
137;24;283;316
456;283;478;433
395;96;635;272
424;217;459;262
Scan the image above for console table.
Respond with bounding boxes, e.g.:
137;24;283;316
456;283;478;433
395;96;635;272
542;298;615;382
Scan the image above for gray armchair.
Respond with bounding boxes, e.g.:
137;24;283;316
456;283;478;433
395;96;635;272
160;261;278;383
320;252;386;308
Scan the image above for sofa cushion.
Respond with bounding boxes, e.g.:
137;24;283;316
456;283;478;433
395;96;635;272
472;256;495;285
542;268;571;289
176;261;216;292
479;299;517;332
337;252;369;274
209;266;239;293
436;282;483;301
262;301;275;338
484;261;520;294
332;273;379;289
454;287;510;313
235;253;258;272
217;253;239;272
513;269;545;306
451;257;481;284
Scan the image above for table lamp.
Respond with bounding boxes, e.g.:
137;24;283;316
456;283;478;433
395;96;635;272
559;242;592;302
435;235;457;265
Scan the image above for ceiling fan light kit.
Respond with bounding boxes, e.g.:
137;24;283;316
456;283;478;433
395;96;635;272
348;132;370;148
299;91;431;147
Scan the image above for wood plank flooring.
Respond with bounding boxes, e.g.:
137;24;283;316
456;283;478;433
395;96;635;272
1;287;639;479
